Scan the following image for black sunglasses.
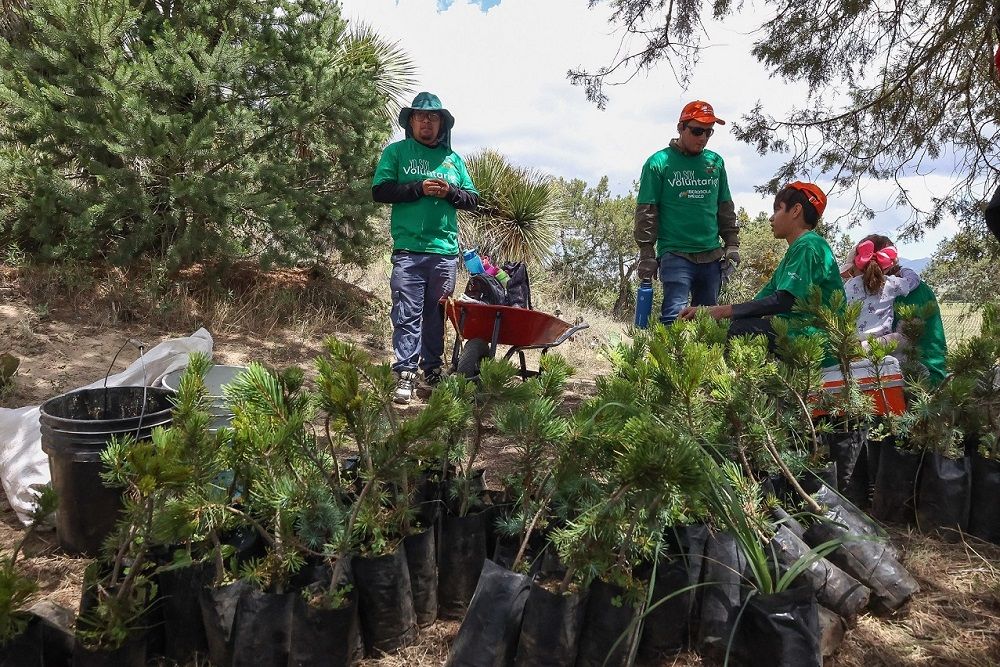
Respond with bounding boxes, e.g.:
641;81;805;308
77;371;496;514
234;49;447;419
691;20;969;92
685;125;714;137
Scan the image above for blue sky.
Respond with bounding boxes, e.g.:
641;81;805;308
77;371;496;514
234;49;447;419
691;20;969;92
437;0;500;9
351;0;964;259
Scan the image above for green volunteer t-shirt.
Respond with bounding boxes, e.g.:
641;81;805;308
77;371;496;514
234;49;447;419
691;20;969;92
372;138;477;255
636;145;733;256
756;230;846;352
893;282;947;385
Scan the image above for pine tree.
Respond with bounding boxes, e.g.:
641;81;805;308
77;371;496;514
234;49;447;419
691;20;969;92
571;0;999;229
0;0;414;269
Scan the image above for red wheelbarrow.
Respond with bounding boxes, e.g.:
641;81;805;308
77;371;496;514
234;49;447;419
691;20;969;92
443;298;589;379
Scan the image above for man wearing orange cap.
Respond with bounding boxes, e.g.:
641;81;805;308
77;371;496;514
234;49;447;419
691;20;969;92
680;182;845;358
635;100;740;324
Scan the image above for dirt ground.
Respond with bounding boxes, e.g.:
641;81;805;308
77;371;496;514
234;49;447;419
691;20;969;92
1;277;998;666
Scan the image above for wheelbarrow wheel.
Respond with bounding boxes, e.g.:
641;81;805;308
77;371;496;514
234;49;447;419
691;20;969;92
455;338;493;378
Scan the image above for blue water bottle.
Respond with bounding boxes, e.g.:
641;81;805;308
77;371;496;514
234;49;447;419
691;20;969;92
634;279;653;329
462;248;485;274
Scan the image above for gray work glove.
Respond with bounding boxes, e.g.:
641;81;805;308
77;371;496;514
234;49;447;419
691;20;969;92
720;247;740;282
637;258;659;282
637;243;659;282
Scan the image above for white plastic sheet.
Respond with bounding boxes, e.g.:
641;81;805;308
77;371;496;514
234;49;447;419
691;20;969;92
0;328;213;525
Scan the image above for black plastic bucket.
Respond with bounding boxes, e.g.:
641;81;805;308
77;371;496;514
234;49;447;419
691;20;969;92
40;386;174;556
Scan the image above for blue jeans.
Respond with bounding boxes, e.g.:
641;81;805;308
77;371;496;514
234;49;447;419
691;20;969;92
659;253;722;324
390;252;459;374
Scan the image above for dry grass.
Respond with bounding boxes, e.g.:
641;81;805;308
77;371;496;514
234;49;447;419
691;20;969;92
833;527;1000;666
939;302;983;349
0;496;86;613
0;261;391;351
359;621;459;667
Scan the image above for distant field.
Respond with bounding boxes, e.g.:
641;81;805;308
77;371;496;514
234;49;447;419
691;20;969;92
939;302;982;347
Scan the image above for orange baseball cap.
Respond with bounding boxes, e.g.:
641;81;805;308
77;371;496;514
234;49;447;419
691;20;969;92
679;100;725;125
786;181;827;217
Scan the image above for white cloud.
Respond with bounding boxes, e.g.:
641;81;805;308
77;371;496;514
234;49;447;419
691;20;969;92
343;0;959;258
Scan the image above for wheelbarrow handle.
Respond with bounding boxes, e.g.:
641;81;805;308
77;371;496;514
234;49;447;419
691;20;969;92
552;322;589;347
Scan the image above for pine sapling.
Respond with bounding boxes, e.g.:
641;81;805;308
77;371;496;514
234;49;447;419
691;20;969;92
0;485;56;648
314;338;449;593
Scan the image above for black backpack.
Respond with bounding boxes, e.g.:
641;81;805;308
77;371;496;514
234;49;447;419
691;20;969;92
502;262;532;309
464;273;506;305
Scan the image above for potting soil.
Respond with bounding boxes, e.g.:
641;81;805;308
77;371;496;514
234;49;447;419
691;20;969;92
637;524;707;659
155;562;210;663
821;428;866;503
200;581;250;667
72;631;148;667
804;493;919;613
404;527;439;627
290;593;363;667
697;530;747;660
0;616;43;667
230;589;296;667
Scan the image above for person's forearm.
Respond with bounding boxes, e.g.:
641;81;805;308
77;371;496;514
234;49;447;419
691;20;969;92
634;204;658;248
447;188;479;211
717;199;739;248
730;290;795;319
372;181;423;203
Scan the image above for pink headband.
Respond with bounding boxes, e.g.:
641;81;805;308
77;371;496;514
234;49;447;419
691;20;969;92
853;240;897;271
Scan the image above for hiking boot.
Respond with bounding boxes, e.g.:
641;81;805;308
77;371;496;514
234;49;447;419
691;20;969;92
394;371;416;404
424;368;445;387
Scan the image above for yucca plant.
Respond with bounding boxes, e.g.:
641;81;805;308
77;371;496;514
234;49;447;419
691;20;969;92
461;148;563;265
336;24;416;125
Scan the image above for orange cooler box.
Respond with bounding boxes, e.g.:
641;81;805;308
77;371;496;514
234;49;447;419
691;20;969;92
817;356;906;416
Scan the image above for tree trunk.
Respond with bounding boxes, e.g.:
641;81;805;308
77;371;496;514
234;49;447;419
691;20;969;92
611;259;637;321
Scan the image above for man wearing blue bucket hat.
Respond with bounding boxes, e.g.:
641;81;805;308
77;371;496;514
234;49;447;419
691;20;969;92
373;92;479;404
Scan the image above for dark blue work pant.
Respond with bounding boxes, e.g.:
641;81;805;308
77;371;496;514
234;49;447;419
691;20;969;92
390;252;458;374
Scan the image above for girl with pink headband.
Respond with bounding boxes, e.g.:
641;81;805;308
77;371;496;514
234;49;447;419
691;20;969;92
842;234;921;349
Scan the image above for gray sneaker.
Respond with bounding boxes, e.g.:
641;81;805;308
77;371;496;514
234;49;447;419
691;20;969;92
394;371;416;404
